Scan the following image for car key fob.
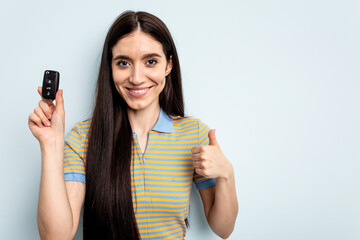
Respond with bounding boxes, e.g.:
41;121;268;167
42;70;60;100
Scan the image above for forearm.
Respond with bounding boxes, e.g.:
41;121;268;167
38;137;73;239
207;168;238;239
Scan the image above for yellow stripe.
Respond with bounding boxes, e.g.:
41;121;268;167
69;130;81;139
142;224;186;234
199;126;210;136
135;213;183;218
137;219;180;228
148;139;198;144
64;160;84;165
149;135;196;140
170;129;198;135
173;121;196;128
145;166;193;170
145;150;191;154
64;166;85;170
173;125;197;132
144;160;193;165
131;185;192;192
143;155;192;160
147;145;193;150
139;227;184;238
64;169;85;174
66;138;81;149
132;191;189;197
199;127;210;144
63;156;84;160
80;136;88;141
194;175;207;182
67;135;81;145
135;202;188;208
137;180;191;186
172;118;192;123
132;175;193;180
145;192;189;197
132;170;192;176
133;197;190;203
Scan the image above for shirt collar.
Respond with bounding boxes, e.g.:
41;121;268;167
152;108;173;133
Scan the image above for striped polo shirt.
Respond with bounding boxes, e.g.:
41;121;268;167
64;108;216;239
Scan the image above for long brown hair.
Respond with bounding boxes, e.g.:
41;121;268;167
84;11;184;239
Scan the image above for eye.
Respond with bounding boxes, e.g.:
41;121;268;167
116;60;129;67
147;59;157;65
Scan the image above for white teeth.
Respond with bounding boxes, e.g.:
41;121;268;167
130;88;149;93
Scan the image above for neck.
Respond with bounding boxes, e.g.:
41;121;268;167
127;103;161;136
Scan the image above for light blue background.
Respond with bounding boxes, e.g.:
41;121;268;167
1;0;360;239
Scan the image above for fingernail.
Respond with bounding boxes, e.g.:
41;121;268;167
46;121;51;127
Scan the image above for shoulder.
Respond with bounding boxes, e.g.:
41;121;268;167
170;115;210;137
171;115;198;127
65;119;91;147
171;115;210;127
76;119;91;133
69;119;91;134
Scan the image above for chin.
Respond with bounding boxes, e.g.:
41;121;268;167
126;101;148;111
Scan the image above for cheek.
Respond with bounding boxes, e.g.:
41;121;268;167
112;71;128;94
147;69;166;86
112;69;128;85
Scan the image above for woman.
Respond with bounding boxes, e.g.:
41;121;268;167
28;11;238;240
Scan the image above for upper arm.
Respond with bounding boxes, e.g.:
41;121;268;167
65;181;85;237
199;185;215;220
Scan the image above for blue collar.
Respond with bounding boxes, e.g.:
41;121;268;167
152;108;173;133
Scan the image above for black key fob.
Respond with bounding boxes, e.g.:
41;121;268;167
42;70;60;100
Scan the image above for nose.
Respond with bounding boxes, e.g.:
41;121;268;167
129;64;145;85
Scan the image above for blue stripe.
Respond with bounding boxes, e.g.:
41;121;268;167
135;200;189;205
132;183;192;189
144;152;192;157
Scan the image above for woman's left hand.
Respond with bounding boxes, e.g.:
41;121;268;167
191;129;233;180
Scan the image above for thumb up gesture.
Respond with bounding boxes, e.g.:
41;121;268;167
191;129;233;180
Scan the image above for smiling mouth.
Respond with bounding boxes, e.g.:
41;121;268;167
127;87;152;93
125;86;153;98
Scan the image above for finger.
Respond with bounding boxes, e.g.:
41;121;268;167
192;152;201;161
39;100;55;119
29;112;44;128
193;160;202;169
208;129;219;147
195;168;207;178
34;107;51;127
191;145;203;154
55;89;64;115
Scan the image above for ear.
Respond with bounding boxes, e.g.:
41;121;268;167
165;55;173;76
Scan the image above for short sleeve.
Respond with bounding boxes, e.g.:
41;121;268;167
193;119;217;190
64;121;89;183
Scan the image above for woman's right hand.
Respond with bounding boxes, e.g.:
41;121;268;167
28;86;65;146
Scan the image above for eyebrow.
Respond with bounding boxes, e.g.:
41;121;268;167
113;53;162;61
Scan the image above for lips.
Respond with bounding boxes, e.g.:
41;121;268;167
126;86;152;98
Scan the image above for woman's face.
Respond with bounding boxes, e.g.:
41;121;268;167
111;30;172;111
